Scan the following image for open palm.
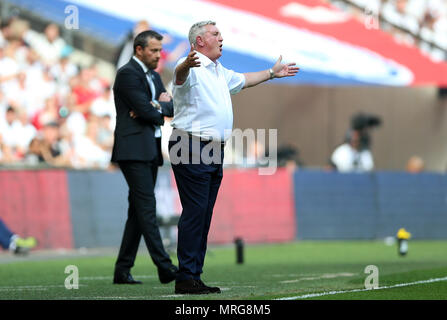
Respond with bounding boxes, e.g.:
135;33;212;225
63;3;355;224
272;55;300;78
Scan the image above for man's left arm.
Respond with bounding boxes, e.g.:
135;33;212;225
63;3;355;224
154;73;174;117
243;56;299;89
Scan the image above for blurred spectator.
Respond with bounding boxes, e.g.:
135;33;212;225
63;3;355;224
406;155;425;173
32;96;59;131
381;0;420;45
24;23;66;66
15;108;37;157
21;49;47;117
0;44;19;85
330;0;447;62
115;20;152;69
50;45;79;98
65;92;87;141
418;0;447;61
97;114;114;152
0;20;11;47
0;106;22;160
330;129;374;172
0;133;14;164
90;85;116;121
277;144;302;172
23;137;45;166
0;89;6;116
70;66;102;114
50;45;77;83
72;117;111;169
25;66;58;119
244;139;268;168
3;71;33;114
85;61;109;93
38;121;71;167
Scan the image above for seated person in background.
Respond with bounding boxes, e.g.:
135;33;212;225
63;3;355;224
0;218;37;255
406;155;424;173
24;136;44;165
330;129;374;173
24;122;71;167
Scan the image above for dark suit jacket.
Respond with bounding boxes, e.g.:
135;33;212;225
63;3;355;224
111;58;173;165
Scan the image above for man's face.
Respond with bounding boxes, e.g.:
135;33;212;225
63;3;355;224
45;24;59;42
199;24;223;62
137;37;162;70
349;131;361;150
6;110;15;124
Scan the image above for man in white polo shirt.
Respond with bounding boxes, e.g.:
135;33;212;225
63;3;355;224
169;20;299;294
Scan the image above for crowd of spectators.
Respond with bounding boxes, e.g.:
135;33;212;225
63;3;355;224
330;0;447;61
0;17;115;169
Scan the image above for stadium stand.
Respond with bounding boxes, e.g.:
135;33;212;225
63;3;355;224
1;0;447;249
0;15;116;169
330;0;447;62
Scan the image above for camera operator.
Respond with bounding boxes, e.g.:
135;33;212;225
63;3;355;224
330;113;381;173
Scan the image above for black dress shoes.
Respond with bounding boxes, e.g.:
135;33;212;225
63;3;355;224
158;265;178;284
175;279;211;294
113;272;142;284
197;279;221;293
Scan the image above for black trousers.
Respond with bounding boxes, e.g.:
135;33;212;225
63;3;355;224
115;160;173;273
168;133;224;281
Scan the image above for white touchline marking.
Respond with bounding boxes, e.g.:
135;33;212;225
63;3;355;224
275;276;447;300
280;272;355;284
0;284;86;291
160;287;231;298
0;287;48;291
161;294;184;298
88;296;148;300
80;275;156;280
59;296;150;300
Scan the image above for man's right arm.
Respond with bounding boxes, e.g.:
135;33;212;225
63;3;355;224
174;44;201;85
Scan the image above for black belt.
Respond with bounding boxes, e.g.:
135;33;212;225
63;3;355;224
172;128;226;146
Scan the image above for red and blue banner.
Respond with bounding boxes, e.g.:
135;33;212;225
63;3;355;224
63;0;447;86
13;0;446;85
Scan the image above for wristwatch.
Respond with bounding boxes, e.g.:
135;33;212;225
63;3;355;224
152;100;161;111
269;68;275;80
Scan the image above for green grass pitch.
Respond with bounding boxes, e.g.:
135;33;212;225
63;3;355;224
0;241;446;300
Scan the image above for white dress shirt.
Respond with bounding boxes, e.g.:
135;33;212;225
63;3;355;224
331;143;374;173
171;51;246;142
132;56;162;138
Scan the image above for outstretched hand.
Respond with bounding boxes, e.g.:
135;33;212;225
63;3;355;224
175;44;201;85
184;44;201;69
272;55;299;78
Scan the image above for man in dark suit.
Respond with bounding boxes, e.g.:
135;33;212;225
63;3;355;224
111;30;177;285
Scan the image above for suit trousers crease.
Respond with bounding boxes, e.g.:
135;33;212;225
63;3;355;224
115;160;172;272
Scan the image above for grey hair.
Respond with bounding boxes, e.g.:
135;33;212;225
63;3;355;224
188;20;216;45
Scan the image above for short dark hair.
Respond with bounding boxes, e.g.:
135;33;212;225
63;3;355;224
133;30;163;54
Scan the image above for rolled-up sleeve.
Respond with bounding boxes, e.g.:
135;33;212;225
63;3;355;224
224;68;246;95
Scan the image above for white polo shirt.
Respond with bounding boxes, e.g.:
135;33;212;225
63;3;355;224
171;51;245;142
